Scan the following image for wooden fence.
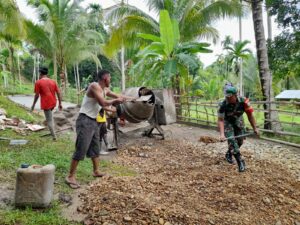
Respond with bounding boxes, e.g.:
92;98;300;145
174;95;300;148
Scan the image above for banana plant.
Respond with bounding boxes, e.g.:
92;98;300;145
130;10;212;92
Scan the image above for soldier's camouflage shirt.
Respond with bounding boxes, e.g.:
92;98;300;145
217;97;254;125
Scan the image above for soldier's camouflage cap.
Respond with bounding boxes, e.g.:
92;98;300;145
225;86;237;97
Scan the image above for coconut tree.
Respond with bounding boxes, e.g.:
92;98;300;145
0;0;26;85
104;0;243;90
224;40;252;95
249;0;280;130
26;0;102;92
130;10;212;94
106;0;243;50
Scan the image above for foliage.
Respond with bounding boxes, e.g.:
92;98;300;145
223;40;252;77
268;31;300;90
266;0;300;90
67;54;121;88
266;0;299;30
198;70;223;100
26;0;102;83
130;10;212;90
105;0;242;53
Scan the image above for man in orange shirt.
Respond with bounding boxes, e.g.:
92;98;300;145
31;67;62;140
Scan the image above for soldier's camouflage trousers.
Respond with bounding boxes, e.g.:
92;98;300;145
224;119;245;154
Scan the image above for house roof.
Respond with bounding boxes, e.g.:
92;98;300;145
275;90;300;99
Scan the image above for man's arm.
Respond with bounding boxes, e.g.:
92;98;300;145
246;112;259;135
106;89;136;101
103;106;116;113
31;93;39;111
56;90;63;110
218;118;226;141
244;98;259;135
90;84;124;106
217;102;226;141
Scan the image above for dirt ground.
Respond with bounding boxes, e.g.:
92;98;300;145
61;123;300;225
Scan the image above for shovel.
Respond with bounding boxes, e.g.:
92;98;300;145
224;132;256;141
199;132;256;144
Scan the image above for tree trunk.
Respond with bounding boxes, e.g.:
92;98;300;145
8;45;15;85
1;64;8;88
17;53;21;87
121;46;125;92
266;8;272;41
53;52;57;81
64;64;68;92
251;0;281;131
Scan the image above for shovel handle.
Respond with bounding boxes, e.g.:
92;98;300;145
225;132;255;140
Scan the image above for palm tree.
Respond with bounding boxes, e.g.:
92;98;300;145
26;0;102;92
250;0;280;131
0;0;26;85
105;0;243;53
224;40;252;95
130;10;212;94
103;0;243;90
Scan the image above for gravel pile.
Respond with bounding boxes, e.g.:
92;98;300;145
78;139;300;225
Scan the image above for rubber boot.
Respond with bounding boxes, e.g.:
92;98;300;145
225;150;234;164
233;153;246;172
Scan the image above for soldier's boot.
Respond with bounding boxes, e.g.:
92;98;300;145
233;152;246;172
225;150;234;164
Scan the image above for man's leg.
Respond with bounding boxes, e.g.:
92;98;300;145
66;114;95;187
44;109;56;140
88;123;106;176
233;123;246;172
225;122;235;164
66;159;80;186
91;157;105;177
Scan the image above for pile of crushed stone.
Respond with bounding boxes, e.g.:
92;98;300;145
78;139;300;225
52;106;80;130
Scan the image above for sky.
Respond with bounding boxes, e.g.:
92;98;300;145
16;0;281;67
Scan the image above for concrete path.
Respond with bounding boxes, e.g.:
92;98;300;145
8;95;77;111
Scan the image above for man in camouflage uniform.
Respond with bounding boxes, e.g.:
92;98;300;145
217;86;259;172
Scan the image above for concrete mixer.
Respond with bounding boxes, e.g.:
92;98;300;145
107;87;176;150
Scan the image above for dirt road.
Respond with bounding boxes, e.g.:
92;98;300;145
62;123;300;225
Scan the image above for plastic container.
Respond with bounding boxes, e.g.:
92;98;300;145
15;164;55;208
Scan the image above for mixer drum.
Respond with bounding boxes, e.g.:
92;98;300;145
118;87;155;123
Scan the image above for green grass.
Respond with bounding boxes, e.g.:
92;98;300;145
0;95;136;224
0;201;80;225
0;95;41;123
0;83;34;96
179;103;300;144
0;129;136;224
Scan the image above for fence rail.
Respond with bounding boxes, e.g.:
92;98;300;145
174;95;300;148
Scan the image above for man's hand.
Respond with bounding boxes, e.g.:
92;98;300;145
114;97;125;104
110;106;116;113
254;128;260;136
219;134;226;142
58;104;63;111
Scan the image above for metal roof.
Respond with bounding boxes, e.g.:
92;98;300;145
275;90;300;99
